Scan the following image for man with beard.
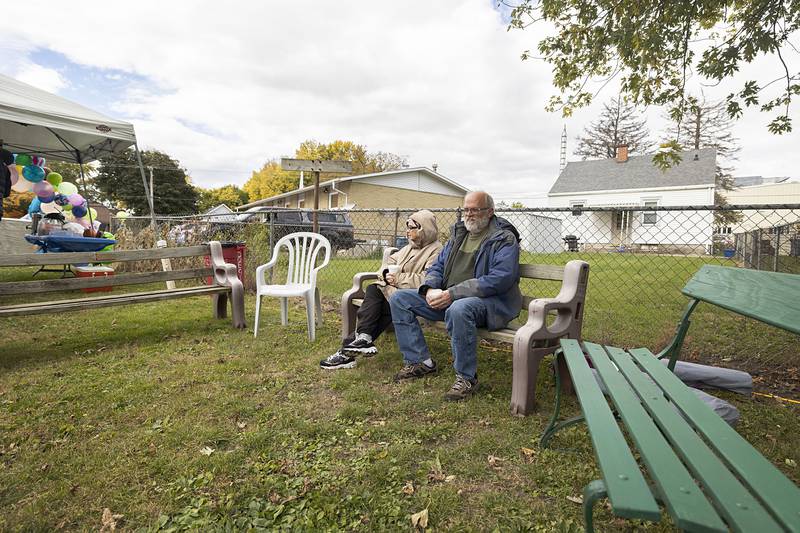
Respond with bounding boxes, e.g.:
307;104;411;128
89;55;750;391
388;191;522;401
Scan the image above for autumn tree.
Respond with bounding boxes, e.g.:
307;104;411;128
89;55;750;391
195;184;249;212
243;160;298;202
574;97;651;159
509;0;800;136
94;149;199;215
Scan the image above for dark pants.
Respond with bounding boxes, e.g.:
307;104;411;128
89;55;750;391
342;283;393;347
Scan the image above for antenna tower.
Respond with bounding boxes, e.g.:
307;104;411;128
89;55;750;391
559;125;567;174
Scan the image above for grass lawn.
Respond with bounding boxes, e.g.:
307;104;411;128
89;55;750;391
1;256;799;531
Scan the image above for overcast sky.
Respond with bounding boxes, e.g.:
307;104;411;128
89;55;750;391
1;1;797;205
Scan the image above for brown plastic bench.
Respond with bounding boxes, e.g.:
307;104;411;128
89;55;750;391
341;248;589;415
0;241;246;329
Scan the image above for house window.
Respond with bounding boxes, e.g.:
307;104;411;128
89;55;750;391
570;201;585;216
716;226;732;235
329;192;339;209
642;200;658;225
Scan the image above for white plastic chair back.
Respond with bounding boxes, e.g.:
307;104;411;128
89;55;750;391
272;232;331;287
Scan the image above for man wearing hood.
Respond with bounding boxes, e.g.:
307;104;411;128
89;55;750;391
321;209;442;369
389;191;522;401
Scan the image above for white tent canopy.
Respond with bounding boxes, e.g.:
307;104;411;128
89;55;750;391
0;73;137;163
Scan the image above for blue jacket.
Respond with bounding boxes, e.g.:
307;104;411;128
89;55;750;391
421;215;522;330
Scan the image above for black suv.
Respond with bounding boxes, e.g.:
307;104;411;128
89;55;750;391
236;208;358;251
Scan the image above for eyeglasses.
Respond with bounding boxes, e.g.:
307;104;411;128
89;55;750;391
462;207;491;215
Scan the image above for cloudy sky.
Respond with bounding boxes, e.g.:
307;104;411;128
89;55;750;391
1;1;797;205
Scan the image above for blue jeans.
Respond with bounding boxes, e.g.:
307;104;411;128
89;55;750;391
388;289;487;380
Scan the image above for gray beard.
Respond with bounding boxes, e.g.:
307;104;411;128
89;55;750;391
464;217;489;234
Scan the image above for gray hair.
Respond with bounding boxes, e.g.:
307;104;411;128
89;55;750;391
466;190;494;209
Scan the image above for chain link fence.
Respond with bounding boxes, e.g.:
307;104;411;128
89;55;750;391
109;204;800;368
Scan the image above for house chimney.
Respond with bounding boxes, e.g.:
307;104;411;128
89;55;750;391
616;144;629;163
432;163;438;172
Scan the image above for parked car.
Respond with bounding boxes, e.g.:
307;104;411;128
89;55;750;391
236;207;359;251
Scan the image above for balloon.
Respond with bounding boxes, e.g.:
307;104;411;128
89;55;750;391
40;201;64;215
71;204;87;218
22;165;45;183
68;193;85;207
45;172;63;187
53;193;69;206
115;211;130;219
32;156;46;167
88;207;98;220
28;197;42;215
62;203;73;211
11;176;33;192
33;181;55;199
8;164;19;186
58;182;78;196
14;154;32;167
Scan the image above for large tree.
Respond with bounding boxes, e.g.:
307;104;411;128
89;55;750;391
243;160;298;201
94;149;199;215
195;184;249;212
574;97;651;159
509;0;800;136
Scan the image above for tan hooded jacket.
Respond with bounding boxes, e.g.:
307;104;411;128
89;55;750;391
376;209;443;298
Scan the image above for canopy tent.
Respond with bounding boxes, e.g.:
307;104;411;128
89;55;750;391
0;73;155;225
0;73;137;163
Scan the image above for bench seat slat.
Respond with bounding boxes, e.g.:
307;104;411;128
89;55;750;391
560;339;660;521
0;268;213;295
605;344;779;533
0;286;229;317
584;342;728;533
0;245;211;267
631;347;800;532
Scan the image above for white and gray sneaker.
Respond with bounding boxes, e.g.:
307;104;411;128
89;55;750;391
343;333;378;356
319;350;357;370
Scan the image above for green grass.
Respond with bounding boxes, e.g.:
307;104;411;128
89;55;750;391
1;256;799;531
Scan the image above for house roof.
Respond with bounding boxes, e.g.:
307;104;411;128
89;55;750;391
239;167;469;209
549;147;717;195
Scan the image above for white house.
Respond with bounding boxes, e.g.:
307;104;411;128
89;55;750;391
202;203;237;222
548;147;717;253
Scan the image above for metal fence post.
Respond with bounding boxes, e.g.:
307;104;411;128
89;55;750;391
393;208;399;248
269;213;275;284
774;229;781;272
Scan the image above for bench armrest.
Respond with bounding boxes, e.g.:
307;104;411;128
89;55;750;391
340;246;398;339
518;260;589;341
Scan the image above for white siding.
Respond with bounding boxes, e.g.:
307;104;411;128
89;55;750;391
358;171;463;196
503;212;563;253
549;187;715;248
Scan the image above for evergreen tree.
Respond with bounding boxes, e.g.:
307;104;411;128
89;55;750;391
94;149;199;215
574;98;651;160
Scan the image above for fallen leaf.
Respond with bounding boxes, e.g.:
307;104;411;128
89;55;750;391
410;508;429;529
200;446;215;456
100;508;123;532
786;458;797;467
487;455;504;468
521;447;536;462
444;475;456;483
40;463;49;471
236;421;247;429
567;495;583;504
401;481;415;495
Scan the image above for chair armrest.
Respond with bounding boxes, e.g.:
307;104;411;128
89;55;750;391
208;241;240;288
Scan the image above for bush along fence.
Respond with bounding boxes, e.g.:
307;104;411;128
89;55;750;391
109;204;800;364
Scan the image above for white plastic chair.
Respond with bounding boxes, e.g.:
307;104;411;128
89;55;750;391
254;232;331;341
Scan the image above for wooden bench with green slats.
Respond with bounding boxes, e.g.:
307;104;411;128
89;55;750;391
540;264;800;532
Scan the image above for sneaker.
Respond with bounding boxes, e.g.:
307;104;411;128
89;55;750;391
320;350;357;370
444;375;479;401
343;333;378;356
393;360;437;382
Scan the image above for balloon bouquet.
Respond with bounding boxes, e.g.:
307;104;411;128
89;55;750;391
10;153;124;244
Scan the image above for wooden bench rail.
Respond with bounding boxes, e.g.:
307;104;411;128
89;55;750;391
340;250;590;416
0;241;246;329
543;339;800;532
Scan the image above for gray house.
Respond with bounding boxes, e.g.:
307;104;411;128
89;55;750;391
548;147;717;253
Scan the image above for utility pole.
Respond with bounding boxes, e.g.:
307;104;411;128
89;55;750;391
559;125;567;175
149;166;155;216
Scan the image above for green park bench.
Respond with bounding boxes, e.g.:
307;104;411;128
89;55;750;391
540;265;800;532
